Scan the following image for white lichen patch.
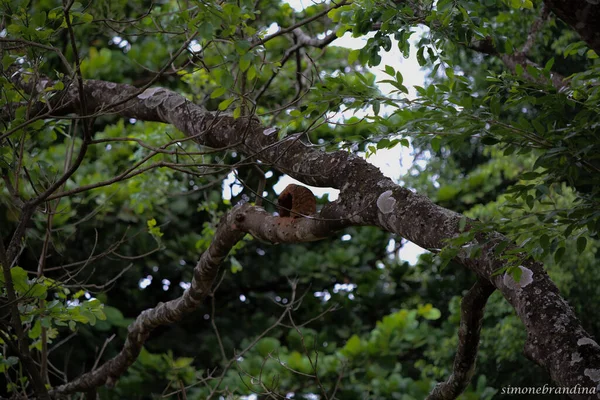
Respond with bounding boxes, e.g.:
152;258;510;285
570;352;583;365
578;337;600;348
164;95;186;110
145;94;165;108
263;127;277;135
137;87;163;99
584;369;600;382
106;82;117;89
377;190;396;214
503;266;534;290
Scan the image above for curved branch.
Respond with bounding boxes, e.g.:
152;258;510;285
10;77;600;399
50;206;246;394
427;280;496;400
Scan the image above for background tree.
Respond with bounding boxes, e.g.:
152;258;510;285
1;0;599;399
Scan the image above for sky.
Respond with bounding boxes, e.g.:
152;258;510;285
222;0;428;264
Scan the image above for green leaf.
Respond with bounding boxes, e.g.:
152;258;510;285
11;267;29;293
198;22;214;38
418;304;441;320
504;39;514;54
218;97;235;111
515;64;523;76
247;65;257;80
431;136;442;152
239;53;252;72
81;310;97;325
576;237;587;254
416;46;426;66
372;101;380;116
348;49;360;64
256;337;280;357
437;186;460;201
540;234;549;250
211;87;227;99
29;320;42;339
377;138;389;149
7;24;22;34
459;216;467;232
481;136;499;145
29;283;47;299
554;247;565;263
2;54;14;70
235;40;251;55
230;256;243;273
342;335;363;356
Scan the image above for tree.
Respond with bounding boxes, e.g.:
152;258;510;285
1;0;600;399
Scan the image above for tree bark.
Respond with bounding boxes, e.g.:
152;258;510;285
17;77;599;399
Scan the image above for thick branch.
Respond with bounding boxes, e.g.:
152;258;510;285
232;204;349;243
11;78;600;399
427;280;495;400
50;203;346;395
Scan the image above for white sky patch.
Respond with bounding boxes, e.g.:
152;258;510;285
333;283;356;293
139;275;153;289
314;290;331;302
400;240;425;265
273;177;339;200
109;35;131;52
285;0;319;11
222;171;244;200
265;22;280;36
188;39;202;53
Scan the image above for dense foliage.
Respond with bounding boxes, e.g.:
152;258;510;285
1;0;599;399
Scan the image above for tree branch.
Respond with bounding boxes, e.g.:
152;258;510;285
427;280;496;400
50;201;347;395
10;77;600;398
50;206;246;394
